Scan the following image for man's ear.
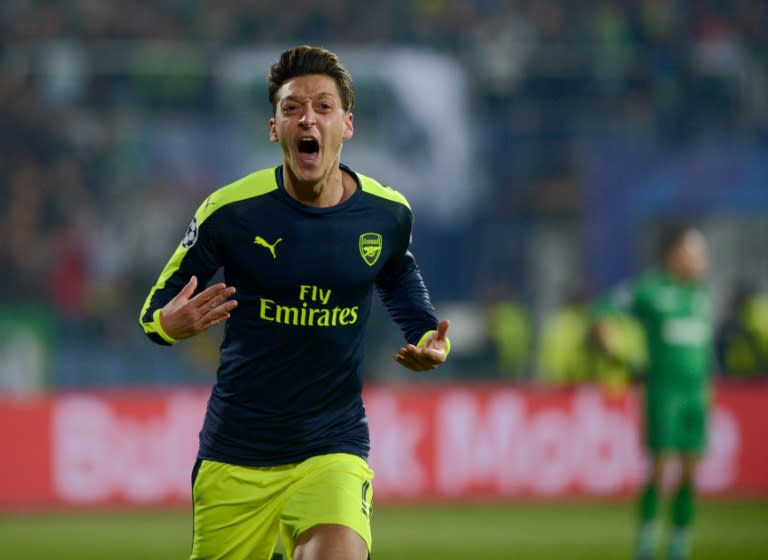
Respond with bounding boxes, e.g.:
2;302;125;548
342;112;354;141
269;117;278;143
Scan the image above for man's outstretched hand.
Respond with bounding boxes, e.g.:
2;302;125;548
395;319;450;372
159;276;238;341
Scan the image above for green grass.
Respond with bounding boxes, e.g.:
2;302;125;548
0;500;765;559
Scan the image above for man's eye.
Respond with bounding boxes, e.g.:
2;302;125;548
283;104;298;113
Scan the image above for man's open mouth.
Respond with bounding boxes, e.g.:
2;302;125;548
298;137;320;155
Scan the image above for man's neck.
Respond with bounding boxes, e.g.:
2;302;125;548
283;163;354;208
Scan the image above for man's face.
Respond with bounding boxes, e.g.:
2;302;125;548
669;229;709;282
269;74;353;185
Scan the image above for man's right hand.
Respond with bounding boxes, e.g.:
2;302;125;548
159;276;237;340
591;321;619;360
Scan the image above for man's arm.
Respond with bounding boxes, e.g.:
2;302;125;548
375;251;450;371
139;200;237;345
590;280;643;365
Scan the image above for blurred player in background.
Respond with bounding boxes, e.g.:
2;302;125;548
139;45;450;560
593;225;712;560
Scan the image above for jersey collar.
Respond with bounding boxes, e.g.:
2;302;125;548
274;163;361;214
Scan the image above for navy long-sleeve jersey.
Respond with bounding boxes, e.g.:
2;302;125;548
140;164;438;466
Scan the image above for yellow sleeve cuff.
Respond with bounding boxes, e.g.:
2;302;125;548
416;329;451;358
153;309;178;344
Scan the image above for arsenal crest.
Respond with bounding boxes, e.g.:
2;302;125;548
359;232;382;266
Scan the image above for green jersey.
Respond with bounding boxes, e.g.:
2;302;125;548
600;271;713;388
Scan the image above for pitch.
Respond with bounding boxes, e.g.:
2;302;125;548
0;500;765;559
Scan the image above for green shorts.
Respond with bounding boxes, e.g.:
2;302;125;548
189;453;374;560
643;386;710;454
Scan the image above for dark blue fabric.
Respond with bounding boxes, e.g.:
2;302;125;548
143;164;438;465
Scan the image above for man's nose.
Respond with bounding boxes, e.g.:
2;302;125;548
299;105;316;127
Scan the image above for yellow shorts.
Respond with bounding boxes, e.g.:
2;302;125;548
189;453;374;560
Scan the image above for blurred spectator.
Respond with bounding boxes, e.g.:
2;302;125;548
716;285;768;377
588;311;647;396
485;289;532;379
536;288;645;393
536;290;593;385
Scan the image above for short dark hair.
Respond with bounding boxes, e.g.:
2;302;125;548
658;223;697;259
267;45;355;113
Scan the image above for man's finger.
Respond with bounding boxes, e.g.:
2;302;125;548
421;347;446;364
198;300;237;330
397;346;438;370
194;283;236;308
434;319;450;341
206;299;238;318
194;282;227;302
182;276;198;297
395;352;425;371
209;290;237;310
170;276;198;304
204;312;231;331
395;347;417;364
401;354;435;371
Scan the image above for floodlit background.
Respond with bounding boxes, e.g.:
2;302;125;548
1;1;767;559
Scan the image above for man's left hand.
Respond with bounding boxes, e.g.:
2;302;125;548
395;319;450;371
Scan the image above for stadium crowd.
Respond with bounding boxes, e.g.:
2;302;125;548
1;0;767;387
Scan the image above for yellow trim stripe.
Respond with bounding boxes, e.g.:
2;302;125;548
358;173;411;209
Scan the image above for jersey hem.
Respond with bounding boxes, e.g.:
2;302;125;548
196;445;369;468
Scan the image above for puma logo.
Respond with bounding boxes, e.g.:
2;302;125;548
254;235;282;259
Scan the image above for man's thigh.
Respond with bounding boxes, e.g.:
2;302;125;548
676;393;709;453
280;453;374;559
190;459;291;560
645;389;709;454
645;390;677;453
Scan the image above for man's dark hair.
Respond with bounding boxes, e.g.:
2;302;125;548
658;223;697;259
268;45;355;113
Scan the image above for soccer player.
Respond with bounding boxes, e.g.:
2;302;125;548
593;225;712;560
139;45;450;560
